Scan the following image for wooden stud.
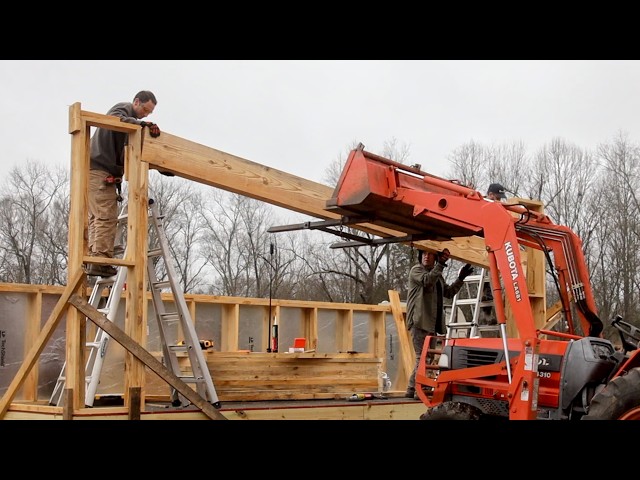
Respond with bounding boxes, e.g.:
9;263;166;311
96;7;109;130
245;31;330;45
387;290;413;392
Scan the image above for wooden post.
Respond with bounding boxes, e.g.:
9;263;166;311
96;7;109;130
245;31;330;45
302;307;318;352
369;311;386;371
223;303;240;351
66;102;89;410
122;136;149;412
388;290;413;391
62;389;74;420
22;291;42;401
128;386;142;420
336;309;353;353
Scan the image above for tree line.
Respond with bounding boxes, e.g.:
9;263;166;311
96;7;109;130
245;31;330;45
1;132;639;341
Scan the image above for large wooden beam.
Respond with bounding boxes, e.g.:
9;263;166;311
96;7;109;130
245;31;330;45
140;131;489;266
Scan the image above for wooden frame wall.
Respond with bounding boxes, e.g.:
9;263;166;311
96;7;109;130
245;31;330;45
0;282;408;401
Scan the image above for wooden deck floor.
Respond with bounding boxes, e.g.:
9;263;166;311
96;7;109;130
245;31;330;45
4;394;426;420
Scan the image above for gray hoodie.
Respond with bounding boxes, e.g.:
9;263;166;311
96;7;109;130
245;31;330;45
89;102;144;177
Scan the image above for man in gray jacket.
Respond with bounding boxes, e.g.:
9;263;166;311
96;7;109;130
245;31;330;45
85;90;161;277
404;248;473;399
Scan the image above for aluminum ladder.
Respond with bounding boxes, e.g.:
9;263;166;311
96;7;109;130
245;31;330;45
49;208;129;407
446;267;499;339
147;199;221;408
50;200;221;409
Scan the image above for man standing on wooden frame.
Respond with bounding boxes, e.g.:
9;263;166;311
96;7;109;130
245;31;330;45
85;90;161;277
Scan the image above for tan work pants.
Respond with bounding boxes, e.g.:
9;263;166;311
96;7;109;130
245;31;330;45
88;169;118;258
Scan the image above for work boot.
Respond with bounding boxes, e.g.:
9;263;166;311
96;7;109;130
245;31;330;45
100;265;118;277
85;263;118;277
404;387;416;398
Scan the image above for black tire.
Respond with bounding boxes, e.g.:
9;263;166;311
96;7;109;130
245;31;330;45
420;401;482;420
582;367;640;420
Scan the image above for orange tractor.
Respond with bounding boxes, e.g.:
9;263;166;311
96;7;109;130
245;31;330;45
323;144;640;420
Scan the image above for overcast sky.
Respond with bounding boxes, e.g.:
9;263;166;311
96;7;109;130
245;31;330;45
1;60;639;187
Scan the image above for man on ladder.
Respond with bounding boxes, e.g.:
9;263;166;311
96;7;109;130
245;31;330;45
85;90;161;277
54;91;220;409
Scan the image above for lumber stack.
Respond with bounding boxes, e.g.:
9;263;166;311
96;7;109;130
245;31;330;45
147;351;382;402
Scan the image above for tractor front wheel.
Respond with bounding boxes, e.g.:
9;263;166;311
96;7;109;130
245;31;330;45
582;367;640;420
420;401;482;420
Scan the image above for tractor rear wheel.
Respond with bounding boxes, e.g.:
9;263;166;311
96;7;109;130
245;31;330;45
582;367;640;420
420;401;482;420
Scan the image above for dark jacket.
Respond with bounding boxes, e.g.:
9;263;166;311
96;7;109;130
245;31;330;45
406;262;464;334
89;102;144;177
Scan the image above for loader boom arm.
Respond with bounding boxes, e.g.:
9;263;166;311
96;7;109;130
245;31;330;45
326;144;603;339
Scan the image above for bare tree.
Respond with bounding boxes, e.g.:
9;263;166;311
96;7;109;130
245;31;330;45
200;190;261;296
447;140;529;195
485;141;529;197
588;178;620;337
310;138;414;303
0;196;18;282
446;140;486;189
37;188;70;285
240;196;277;298
528;138;602;256
261;230;303;299
595;132;640;332
148;174;211;293
0;161;68;284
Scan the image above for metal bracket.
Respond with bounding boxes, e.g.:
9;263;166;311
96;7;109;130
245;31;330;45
267;216;371;234
330;232;437;249
269;216;439;250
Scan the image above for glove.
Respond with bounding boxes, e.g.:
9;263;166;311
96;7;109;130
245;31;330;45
140;121;161;138
437;248;450;266
458;263;474;281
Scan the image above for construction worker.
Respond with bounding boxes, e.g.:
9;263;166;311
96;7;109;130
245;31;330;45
85;90;161;277
486;183;508;202
404;248;473;399
482;182;510;323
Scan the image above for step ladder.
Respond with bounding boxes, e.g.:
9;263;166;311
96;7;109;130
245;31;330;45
147;199;220;408
50;200;221;409
446;267;500;339
49;208;129;407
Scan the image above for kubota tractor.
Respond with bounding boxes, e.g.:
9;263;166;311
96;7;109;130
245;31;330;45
323;144;640;420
